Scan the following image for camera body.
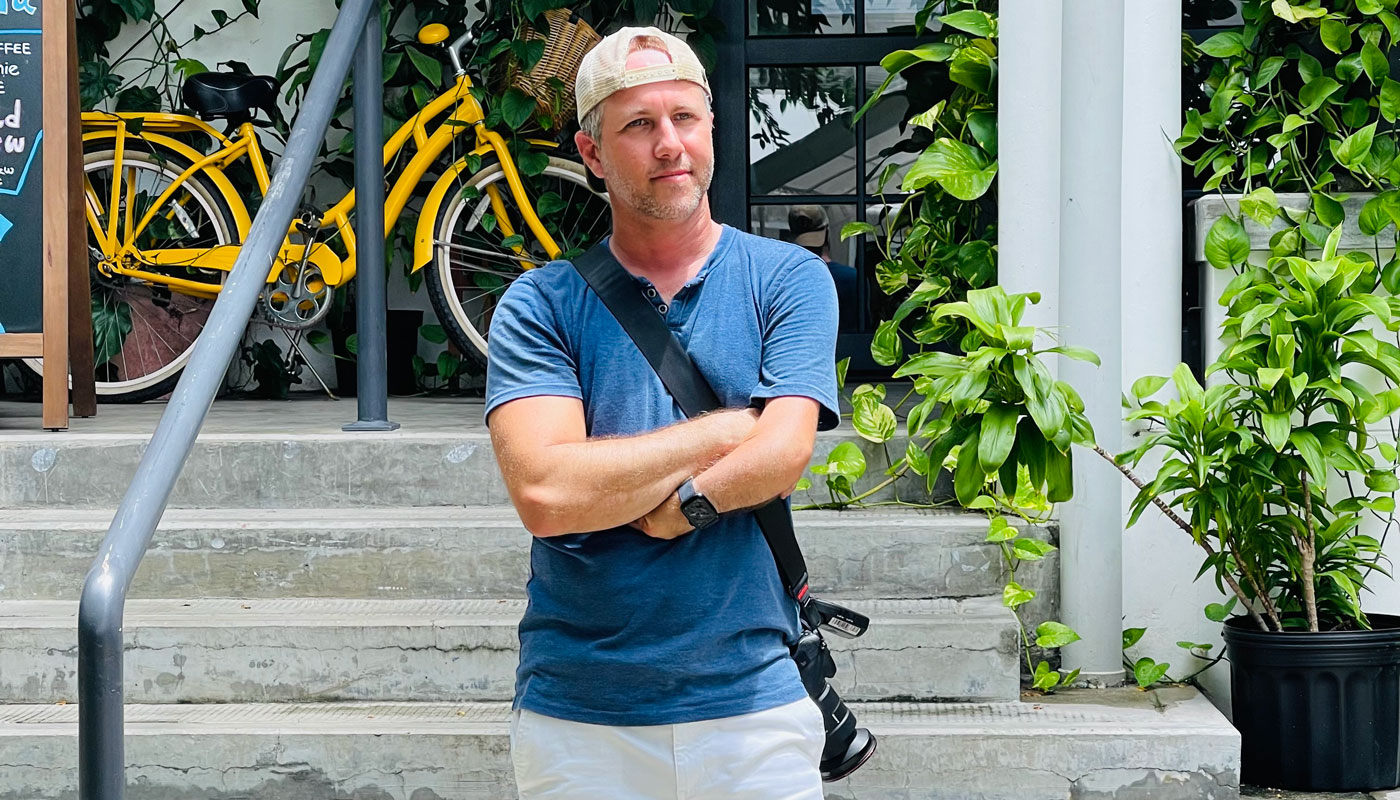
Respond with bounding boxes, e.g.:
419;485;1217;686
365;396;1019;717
792;596;877;781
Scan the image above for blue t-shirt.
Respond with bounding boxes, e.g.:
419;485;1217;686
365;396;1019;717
484;224;840;726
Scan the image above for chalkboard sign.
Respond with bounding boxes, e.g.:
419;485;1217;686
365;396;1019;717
0;0;42;335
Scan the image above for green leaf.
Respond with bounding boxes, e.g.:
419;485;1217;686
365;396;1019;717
1263;411;1291;451
1045;444;1073;503
419;324;448;344
1332;123;1378;169
841;221;876;241
1204;216;1250;269
986;516;1017;542
517;150;550;176
1382;79;1400;122
91;295;134;367
1240;187;1280;226
1035;621;1081;649
824;441;868;482
938;9;996;37
1367;470;1400;492
1131;375;1169;401
501;88;537;130
1178;641;1215;652
954;430;985;506
405;46;442;87
1013;538;1057;562
1032;660;1061;691
500;234;525;249
437;351;461;380
1257;56;1287;86
1361;196;1392;235
1123;627;1147;649
852;398;898;443
1272;0;1329;22
1365;41;1391;82
979;404;1019;473
902;138;998;200
794;477;812;492
1133;657;1171;689
905;440;931;476
836;357;850;390
1321;19;1353;53
1003;581;1036;610
871;319;902;367
1361;0;1387;12
1204;602;1234;622
1199;31;1246;57
948;46;995;95
1298;77;1343;115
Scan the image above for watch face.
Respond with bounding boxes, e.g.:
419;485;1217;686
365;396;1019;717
684;497;719;528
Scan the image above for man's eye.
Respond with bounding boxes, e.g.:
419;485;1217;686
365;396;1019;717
626;119;649;129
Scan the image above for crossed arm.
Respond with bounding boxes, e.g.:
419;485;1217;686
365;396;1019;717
488;395;821;538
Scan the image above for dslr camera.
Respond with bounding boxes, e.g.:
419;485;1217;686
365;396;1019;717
792;596;877;781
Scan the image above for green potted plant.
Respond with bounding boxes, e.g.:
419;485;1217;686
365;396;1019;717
1118;226;1400;792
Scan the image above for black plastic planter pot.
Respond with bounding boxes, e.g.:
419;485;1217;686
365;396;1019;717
1223;614;1400;791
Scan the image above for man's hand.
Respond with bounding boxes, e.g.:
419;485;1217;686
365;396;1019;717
630;491;694;540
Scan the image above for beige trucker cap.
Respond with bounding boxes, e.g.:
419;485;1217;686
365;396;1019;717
574;26;711;124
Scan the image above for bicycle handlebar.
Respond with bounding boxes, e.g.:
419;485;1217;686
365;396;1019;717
448;0;492;77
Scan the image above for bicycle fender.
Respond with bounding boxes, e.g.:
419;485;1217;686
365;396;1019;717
82;128;254;239
411;138;559;274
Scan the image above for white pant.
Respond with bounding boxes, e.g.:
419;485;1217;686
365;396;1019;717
510;697;827;799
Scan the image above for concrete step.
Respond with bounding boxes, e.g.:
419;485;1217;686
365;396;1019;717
0;596;1020;705
0;507;1056;603
0;688;1241;800
0;410;936;510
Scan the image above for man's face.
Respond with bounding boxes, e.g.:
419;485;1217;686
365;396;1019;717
578;50;715;222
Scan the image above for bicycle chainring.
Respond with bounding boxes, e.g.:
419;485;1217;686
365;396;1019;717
259;261;332;329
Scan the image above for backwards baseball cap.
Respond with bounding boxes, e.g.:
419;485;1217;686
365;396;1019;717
788;205;830;248
574;26;711;125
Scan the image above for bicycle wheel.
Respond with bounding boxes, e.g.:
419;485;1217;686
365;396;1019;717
24;142;241;403
425;156;610;368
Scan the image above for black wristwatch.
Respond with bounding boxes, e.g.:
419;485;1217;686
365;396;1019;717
677;478;720;529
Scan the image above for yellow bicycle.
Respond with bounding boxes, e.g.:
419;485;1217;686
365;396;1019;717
26;20;610;402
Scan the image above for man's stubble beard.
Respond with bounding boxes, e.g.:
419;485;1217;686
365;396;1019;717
605;156;715;221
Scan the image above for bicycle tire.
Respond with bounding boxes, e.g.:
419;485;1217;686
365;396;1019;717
424;155;610;369
23;140;242;403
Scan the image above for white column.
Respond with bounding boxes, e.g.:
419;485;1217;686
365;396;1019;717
998;0;1062;336
1058;0;1126;684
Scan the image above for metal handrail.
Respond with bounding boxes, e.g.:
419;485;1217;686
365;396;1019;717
78;0;384;795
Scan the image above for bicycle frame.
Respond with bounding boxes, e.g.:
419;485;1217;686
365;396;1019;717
83;70;563;294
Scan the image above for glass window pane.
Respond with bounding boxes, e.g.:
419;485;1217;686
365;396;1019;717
749;66;858;196
864;67;921;194
864;0;923;33
749;0;855;36
750;204;861;333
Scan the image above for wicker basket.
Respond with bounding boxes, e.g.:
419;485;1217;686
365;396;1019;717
511;9;601;128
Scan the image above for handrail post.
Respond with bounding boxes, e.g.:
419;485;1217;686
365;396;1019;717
76;0;379;796
345;6;399;432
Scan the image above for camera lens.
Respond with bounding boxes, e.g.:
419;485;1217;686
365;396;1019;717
792;631;878;782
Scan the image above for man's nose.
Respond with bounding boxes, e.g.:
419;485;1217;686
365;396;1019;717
653;118;683;160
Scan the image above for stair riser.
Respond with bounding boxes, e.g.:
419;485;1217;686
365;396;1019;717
0;728;1240;800
0;522;1057;603
0;435;933;510
0;615;1019;705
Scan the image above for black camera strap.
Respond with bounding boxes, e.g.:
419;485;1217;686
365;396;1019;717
570;243;813;606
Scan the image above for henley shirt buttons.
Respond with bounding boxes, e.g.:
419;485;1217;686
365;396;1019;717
658;304;669;314
645;288;658;298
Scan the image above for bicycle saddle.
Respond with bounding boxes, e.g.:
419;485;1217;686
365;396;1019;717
182;72;278;121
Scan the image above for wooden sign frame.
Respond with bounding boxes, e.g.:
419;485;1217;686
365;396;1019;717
0;0;94;430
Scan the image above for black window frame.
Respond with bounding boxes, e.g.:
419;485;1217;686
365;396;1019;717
711;3;925;378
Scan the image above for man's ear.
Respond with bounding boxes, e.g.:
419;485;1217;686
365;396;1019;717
574;129;605;180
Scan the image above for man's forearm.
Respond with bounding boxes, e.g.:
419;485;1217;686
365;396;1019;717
691;431;810;514
512;409;751;535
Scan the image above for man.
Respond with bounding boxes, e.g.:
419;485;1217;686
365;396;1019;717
787;205;858;333
485;25;839;800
